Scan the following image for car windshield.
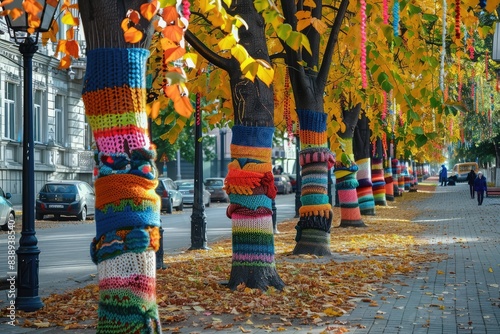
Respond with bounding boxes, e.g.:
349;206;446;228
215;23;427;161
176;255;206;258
206;179;223;186
44;184;77;193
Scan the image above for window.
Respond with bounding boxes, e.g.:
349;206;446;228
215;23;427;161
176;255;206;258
4;82;16;140
34;90;43;142
55;95;64;144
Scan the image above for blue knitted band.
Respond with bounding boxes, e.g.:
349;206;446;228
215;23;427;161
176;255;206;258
231;125;274;148
297;109;327;133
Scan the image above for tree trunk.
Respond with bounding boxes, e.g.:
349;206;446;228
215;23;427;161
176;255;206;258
353;112;375;215
79;1;162;332
335;104;366;228
224;0;284;291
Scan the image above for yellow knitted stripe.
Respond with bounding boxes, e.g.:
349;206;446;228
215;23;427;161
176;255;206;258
88;112;148;132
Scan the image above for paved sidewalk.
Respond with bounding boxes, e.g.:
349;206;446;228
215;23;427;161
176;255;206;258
337;181;500;333
2;180;500;333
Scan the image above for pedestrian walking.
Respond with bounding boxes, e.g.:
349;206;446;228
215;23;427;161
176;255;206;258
466;168;476;199
473;171;487;205
439;164;448;186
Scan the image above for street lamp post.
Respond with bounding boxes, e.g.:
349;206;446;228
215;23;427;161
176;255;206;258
189;92;209;250
220;127;227;178
2;0;60;312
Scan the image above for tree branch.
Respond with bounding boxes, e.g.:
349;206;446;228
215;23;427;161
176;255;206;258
185;30;234;72
317;0;349;91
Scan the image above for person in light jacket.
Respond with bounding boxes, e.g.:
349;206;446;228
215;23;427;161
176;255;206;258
473;171;487;205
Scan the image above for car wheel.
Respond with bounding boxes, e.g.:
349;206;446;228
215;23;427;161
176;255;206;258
77;207;87;221
166;200;173;214
176;201;184;212
36;212;44;220
54;214;61;221
206;200;210;207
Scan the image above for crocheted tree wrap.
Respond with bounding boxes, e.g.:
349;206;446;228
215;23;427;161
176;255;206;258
384;164;395;201
402;165;411;190
297;109;328;148
294;109;334;248
83;48;161;333
335;172;362;224
226;125;279;273
371;158;387;206
392;159;404;195
356;158;375;215
82;48;150;153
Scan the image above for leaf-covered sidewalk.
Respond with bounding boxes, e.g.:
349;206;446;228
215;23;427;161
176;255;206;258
1;182;445;333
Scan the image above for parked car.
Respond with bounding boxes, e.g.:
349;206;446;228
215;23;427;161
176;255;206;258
175;180;211;207
36;180;95;221
274;175;292;194
156;177;184;214
204;177;229;202
0;186;15;231
283;173;297;192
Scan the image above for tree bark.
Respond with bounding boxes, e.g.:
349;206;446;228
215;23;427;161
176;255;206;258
79;1;162;332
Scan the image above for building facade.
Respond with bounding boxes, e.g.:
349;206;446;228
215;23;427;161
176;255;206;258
0;18;93;206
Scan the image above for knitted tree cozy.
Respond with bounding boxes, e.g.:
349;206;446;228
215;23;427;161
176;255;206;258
392;159;403;197
355;158;375;215
83;48;162;333
293;109;335;256
371;158;387;206
225;125;285;290
384;160;395;201
335;137;365;228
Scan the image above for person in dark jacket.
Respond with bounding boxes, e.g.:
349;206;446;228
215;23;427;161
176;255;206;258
439;165;448;186
473;171;487;205
466;169;476;199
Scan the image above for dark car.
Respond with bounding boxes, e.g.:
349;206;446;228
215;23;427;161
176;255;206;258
36;180;95;221
156;177;184;214
175;180;211;207
204;177;229;202
0;186;15;231
274;175;292;194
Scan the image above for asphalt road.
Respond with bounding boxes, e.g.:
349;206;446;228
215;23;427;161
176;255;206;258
0;193;297;296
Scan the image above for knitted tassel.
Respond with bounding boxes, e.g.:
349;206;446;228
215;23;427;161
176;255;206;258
371;158;387;206
83;48;161;333
356;158;375;215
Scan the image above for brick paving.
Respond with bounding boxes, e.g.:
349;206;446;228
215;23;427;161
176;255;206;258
2;179;500;333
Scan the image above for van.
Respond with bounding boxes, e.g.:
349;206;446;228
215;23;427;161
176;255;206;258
452;162;479;182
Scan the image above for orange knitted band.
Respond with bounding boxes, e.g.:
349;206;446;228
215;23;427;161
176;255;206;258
95;174;159;209
299;204;333;219
231;144;272;162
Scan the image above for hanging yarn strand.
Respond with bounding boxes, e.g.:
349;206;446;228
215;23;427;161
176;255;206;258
440;0;447;93
360;0;367;89
393;1;400;37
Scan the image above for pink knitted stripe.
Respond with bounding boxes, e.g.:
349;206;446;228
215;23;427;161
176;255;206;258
232;253;274;263
99;275;156;301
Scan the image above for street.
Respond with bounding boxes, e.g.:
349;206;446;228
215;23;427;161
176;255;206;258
0;193;297;296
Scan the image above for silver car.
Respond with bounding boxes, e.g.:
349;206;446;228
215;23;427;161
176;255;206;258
0;186;15;231
175;180;211;207
156;177;184;214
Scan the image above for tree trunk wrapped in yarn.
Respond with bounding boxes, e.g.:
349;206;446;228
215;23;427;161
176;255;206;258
356;157;375;215
371;157;387;206
225;126;285;290
384;160;395;201
84;48;162;333
392;158;403;197
293;109;335;256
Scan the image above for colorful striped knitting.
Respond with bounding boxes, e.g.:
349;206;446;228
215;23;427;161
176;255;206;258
295;109;335;255
225;125;284;290
384;162;395;202
355;158;375;215
392;158;403;197
83;48;162;333
402;164;411;190
371;158;387;206
334;137;365;227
